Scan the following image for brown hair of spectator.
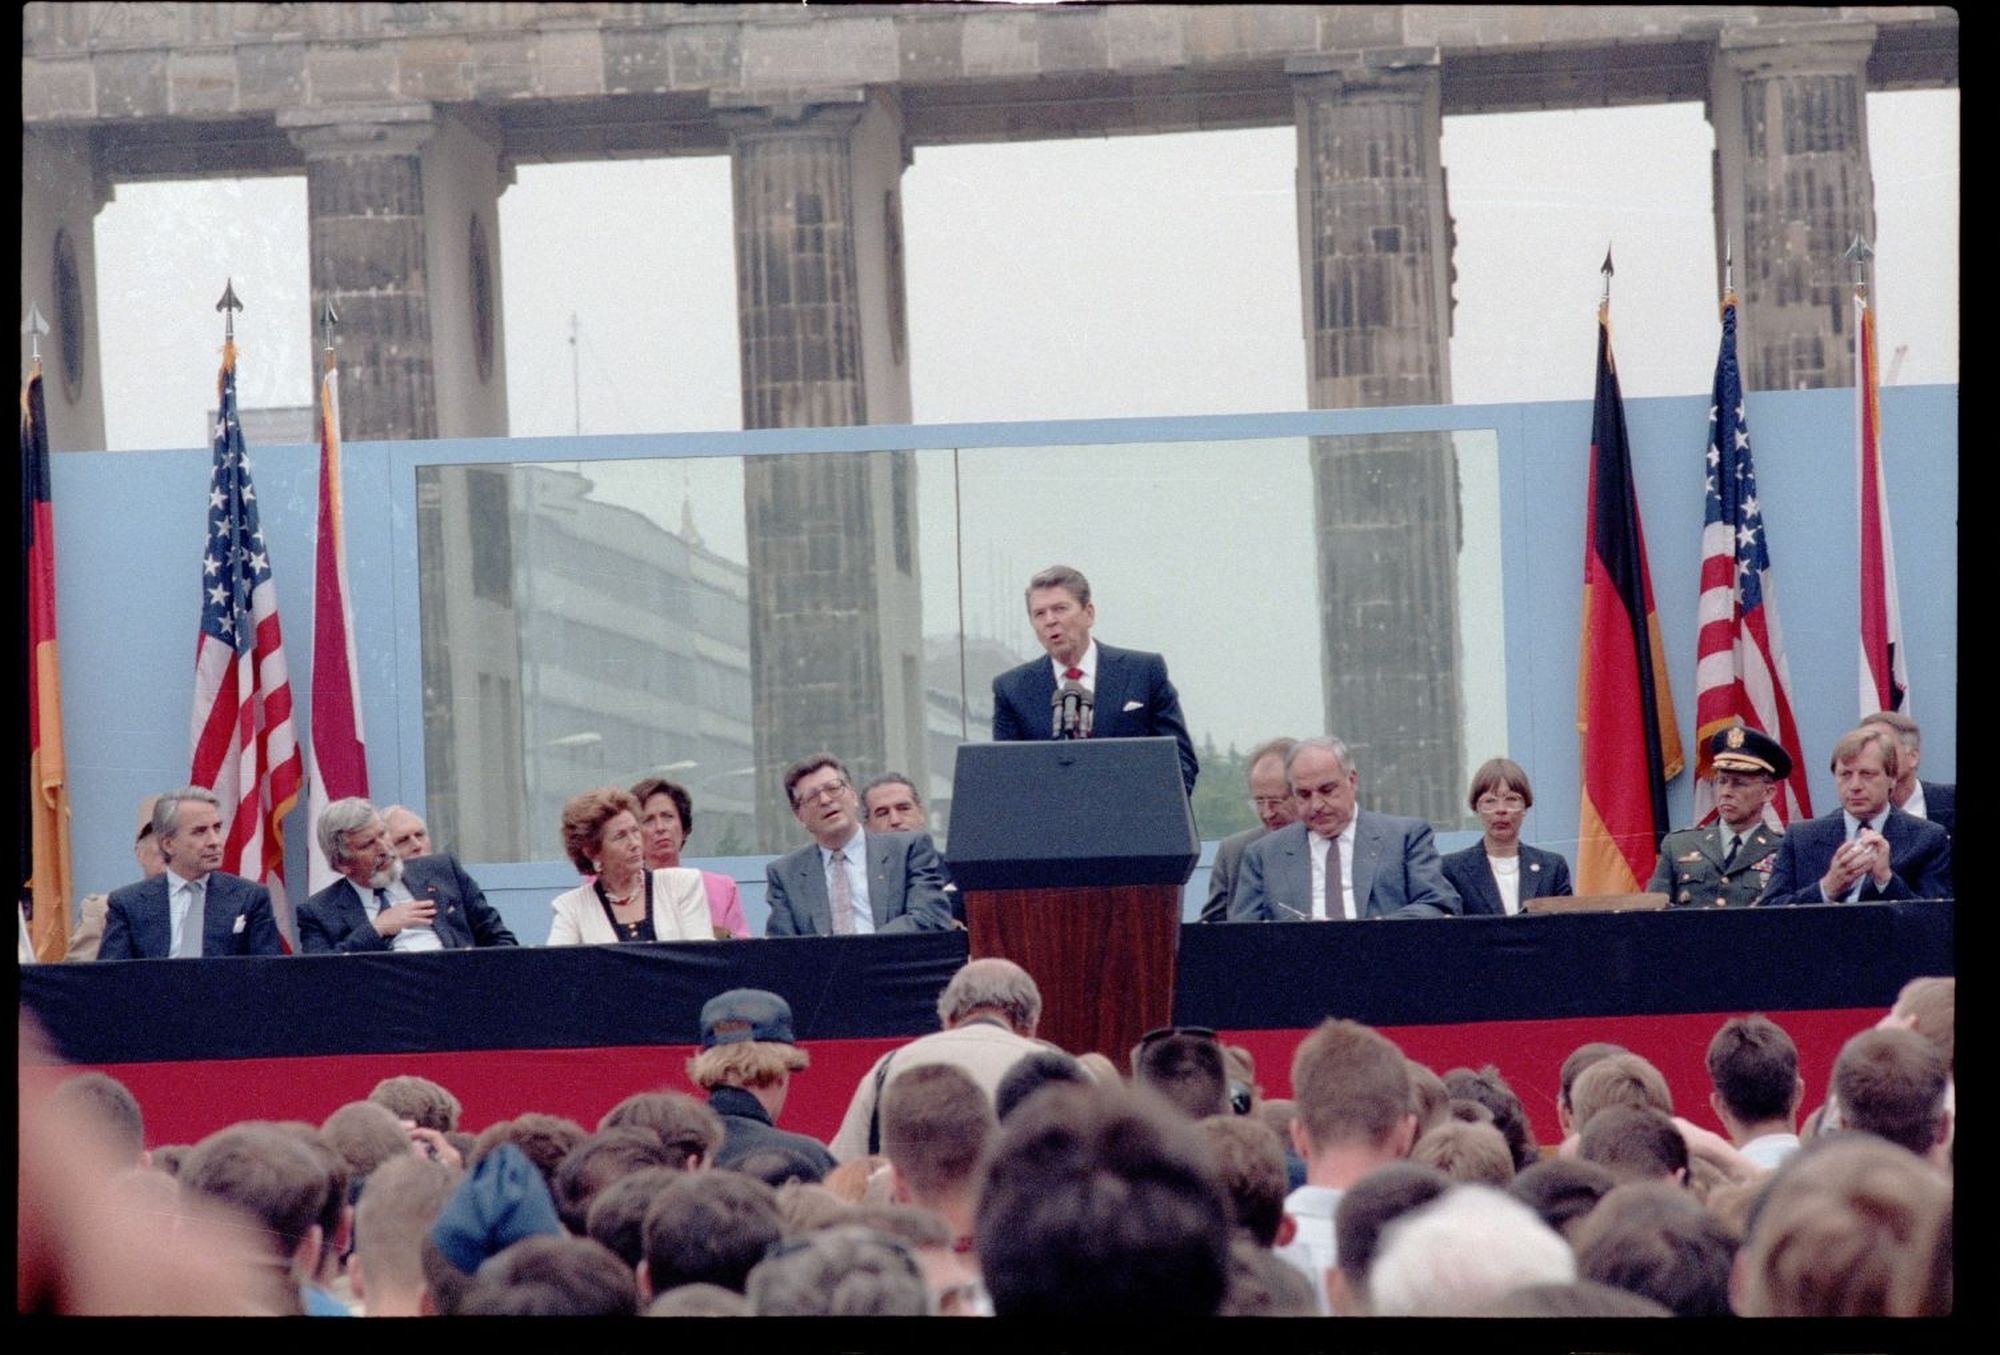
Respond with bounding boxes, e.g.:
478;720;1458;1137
1329;1162;1453;1313
1441;1065;1539;1172
1572;1181;1735;1317
419;1234;475;1316
995;1049;1093;1122
641;1171;783;1297
1831;1027;1950;1157
368;1074;462;1133
841;1203;954;1251
1132;1029;1231;1120
629;776;696;837
1478;1281;1672;1317
1407;1061;1450;1136
1466;756;1534;811
880;1063;994;1204
270;1123;352;1281
1578;1105;1689;1184
1256;1097;1296;1146
1508;1158;1619;1241
1705;1014;1801;1127
685;1040;809;1092
1411;1120;1516;1187
560;787;643;873
321;1100;414;1184
646;1282;752;1317
731;1145;826;1189
352;1155;458;1316
1735;1134;1951;1316
152;1144;191;1177
178;1124;332;1271
49;1072;146;1170
1558;1042;1629;1132
1197;1115;1290;1248
1219;1236;1319;1317
774;1180;853;1235
470;1113;589;1197
598;1090;725;1168
1889;976;1954;1071
976;1083;1232;1317
552;1128;675;1235
1289;1019;1413;1154
1829;724;1901;779
1569;1052;1673;1131
466;1235;637;1316
586;1167;684;1268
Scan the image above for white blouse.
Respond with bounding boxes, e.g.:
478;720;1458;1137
547;868;715;946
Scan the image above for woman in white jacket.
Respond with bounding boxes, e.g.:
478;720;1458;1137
548;786;715;946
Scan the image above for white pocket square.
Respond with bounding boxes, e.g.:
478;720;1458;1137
1122;700;1144;712
232;914;247;933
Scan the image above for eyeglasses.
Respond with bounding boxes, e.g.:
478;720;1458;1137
793;778;849;807
1249;796;1293;813
1474;793;1527;811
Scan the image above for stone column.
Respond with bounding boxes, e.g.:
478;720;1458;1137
721;89;924;850
20;129;112;451
1291;54;1465;826
1709;23;1878;391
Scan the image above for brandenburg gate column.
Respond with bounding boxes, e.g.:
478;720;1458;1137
1290;52;1465;826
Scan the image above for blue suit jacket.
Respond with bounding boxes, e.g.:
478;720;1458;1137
1757;807;1953;905
96;872;283;960
1920;780;1955;837
1228;815;1461;921
297;854;518;953
990;642;1199;793
1440;842;1573;917
764;830;952;937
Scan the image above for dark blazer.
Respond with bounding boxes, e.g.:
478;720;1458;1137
1646;821;1782;909
764;830;952;937
96;872;283;960
1441;842;1573;917
1919;780;1955;837
1757;807;1953;905
1202;825;1267;923
1228;815;1461;921
990;642;1199;793
297;854;518;953
706;1085;838;1176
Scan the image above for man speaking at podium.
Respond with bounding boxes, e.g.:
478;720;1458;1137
990;565;1199;795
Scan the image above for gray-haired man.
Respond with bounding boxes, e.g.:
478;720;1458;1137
96;787;284;959
297;797;517;953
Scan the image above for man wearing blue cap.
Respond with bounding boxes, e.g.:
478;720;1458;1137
1647;724;1790;908
684;988;837;1177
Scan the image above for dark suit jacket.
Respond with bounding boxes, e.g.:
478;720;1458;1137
1757;807;1953;905
1441;842;1573;917
96;872;283;960
1919;780;1955;837
297;854;518;953
764;830;951;937
1202;825;1267;923
1228;815;1461;921
990;642;1199;793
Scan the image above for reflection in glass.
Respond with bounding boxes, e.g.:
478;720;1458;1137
413;429;1506;864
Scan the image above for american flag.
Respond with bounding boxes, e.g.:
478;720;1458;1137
191;340;303;941
1691;295;1812;826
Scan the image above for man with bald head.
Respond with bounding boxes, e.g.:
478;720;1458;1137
828;958;1047;1162
1229;737;1460;922
381;806;433;861
1202;737;1299;923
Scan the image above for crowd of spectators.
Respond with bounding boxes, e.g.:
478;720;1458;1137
18;969;1951;1319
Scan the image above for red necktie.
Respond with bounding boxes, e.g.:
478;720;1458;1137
1063;667;1083;680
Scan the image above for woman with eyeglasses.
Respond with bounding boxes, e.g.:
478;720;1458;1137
1440;758;1572;916
547;787;716;945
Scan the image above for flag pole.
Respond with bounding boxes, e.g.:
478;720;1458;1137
21;302;49;366
1599;244;1614;309
216;278;242;344
321;297;338;368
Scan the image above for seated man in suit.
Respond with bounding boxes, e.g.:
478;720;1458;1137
96;786;284;959
1201;737;1298;923
1228;737;1460;922
990;564;1198;795
862;772;962;926
1758;725;1952;905
1861;710;1954;836
765;755;951;937
1647;725;1789;909
298;797;518;952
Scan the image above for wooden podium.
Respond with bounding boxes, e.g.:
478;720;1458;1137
948;738;1198;1063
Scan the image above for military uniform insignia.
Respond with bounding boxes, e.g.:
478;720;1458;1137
1679;851;1703;862
1725;726;1746;750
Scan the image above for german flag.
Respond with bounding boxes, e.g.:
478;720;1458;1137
22;358;72;961
1576;303;1683;894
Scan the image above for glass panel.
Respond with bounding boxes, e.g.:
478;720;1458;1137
413;429;1505;864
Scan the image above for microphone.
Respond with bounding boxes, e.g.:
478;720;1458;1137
1055;680;1092;739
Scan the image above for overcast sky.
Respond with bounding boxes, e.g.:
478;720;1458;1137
84;89;1957;752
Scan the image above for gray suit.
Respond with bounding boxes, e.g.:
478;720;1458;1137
1202;825;1266;923
764;830;952;936
1228;815;1460;921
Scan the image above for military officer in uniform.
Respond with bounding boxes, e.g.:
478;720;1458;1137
1646;725;1791;908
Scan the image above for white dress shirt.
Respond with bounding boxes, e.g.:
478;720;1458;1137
1048;639;1099;692
354;876;443;952
1903;781;1929;822
819;827;875;935
1309;821;1358;920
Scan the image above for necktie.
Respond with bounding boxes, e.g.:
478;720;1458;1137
374;887;390;915
1063;666;1083;681
1721;834;1739;870
1330;833;1346;920
829;849;856;935
176;879;207;958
